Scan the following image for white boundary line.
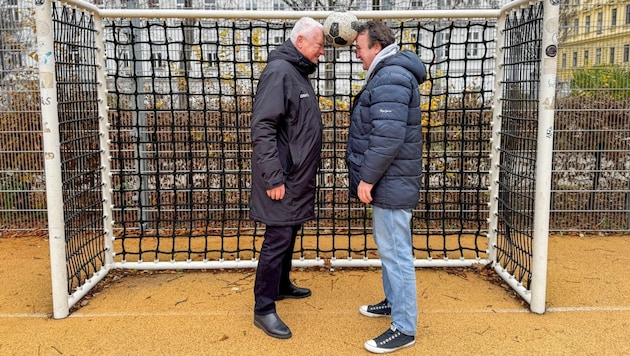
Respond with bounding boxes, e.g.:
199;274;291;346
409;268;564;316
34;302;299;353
2;306;629;319
547;306;630;312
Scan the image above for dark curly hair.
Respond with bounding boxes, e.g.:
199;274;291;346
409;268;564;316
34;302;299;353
355;20;395;49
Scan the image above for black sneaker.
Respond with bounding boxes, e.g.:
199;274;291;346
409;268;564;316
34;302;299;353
359;299;391;318
364;326;415;354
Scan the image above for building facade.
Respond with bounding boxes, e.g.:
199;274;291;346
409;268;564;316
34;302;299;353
557;1;630;90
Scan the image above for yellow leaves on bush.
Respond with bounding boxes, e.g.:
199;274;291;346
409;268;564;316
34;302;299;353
318;97;351;115
421;95;445;132
319;97;334;111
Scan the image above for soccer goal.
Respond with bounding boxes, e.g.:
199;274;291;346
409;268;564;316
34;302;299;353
35;0;558;318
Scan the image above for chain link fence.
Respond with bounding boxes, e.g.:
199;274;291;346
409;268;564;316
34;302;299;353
0;1;47;233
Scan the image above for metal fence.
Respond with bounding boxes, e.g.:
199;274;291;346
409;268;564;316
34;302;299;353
553;0;630;232
0;1;47;233
1;0;629;234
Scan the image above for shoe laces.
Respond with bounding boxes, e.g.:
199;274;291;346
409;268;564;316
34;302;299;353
369;299;390;310
376;326;402;345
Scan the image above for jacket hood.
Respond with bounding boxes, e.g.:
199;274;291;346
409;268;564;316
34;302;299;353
378;50;427;84
268;40;318;76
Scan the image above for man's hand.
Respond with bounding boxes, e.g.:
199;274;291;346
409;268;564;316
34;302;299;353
267;185;285;200
357;180;373;204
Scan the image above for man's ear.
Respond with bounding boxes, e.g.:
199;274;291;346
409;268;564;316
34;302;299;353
295;35;304;49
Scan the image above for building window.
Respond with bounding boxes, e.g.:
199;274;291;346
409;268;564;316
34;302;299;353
585;15;590;33
467;31;479;57
597;12;603;34
573;18;579;34
153;52;163;67
411;0;422;7
273;0;285;10
562;53;566;68
584;49;589;64
204;0;216;9
572;51;577;67
626;5;630;24
207;52;218;67
612;8;617;26
246;0;257;10
610;47;615;64
624;44;629;62
121;52;129;70
596;48;601;64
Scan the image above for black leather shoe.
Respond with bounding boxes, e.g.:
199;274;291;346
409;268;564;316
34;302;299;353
277;284;312;300
254;312;292;339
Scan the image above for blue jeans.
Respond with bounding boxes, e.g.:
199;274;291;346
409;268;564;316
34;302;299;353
372;206;417;336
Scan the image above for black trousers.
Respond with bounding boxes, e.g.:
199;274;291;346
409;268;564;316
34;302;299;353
254;225;300;315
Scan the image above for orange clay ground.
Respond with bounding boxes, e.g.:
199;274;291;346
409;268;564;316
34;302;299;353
0;234;628;355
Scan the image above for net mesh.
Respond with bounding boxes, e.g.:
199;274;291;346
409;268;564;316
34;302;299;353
495;1;544;288
45;3;546;295
52;4;106;292
104;17;495;264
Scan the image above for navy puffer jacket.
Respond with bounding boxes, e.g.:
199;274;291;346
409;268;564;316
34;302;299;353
346;50;427;209
249;40;323;226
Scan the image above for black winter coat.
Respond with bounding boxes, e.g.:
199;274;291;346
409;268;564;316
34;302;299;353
249;40;323;226
346;50;427;209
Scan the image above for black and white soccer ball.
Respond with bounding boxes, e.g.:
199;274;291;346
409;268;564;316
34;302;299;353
324;11;360;48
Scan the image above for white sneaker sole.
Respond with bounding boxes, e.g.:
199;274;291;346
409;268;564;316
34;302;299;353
359;305;391;318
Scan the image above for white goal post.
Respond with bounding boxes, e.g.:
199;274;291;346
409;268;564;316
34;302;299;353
35;0;558;318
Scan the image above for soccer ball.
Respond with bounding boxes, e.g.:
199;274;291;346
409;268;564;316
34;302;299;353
324;11;360;48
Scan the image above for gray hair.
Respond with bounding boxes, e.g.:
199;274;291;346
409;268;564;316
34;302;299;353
290;17;324;43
